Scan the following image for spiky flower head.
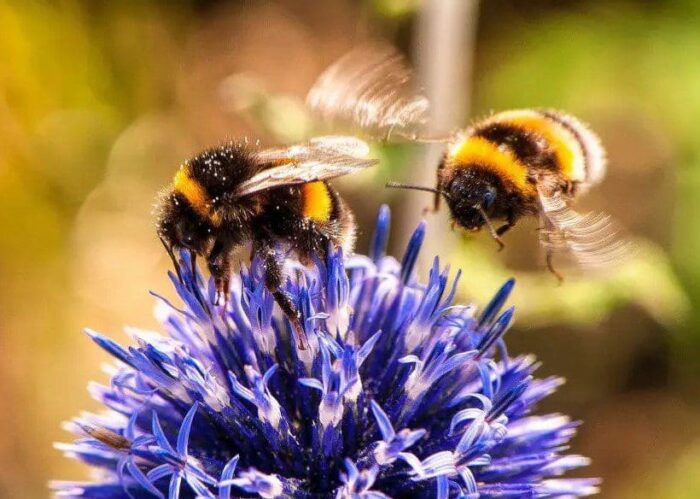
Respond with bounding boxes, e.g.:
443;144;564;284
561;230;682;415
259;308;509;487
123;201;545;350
53;206;599;498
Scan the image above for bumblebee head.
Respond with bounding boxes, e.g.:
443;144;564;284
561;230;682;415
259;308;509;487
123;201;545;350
156;191;215;255
385;170;506;233
445;171;500;231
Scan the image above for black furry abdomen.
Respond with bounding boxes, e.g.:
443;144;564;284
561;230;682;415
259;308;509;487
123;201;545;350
255;186;305;237
252;183;353;260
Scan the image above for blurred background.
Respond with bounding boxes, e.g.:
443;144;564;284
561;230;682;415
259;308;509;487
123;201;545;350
2;0;700;497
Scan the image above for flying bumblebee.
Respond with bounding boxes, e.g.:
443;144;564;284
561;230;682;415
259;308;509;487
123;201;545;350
156;136;375;349
306;45;629;277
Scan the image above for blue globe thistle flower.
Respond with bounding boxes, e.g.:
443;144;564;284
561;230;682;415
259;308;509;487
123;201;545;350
53;206;599;498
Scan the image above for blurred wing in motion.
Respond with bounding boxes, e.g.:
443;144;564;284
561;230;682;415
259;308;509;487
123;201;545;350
237;136;377;197
306;44;431;139
305;135;372;158
537;185;631;271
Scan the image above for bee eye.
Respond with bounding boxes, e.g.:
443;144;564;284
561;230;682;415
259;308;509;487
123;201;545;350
175;222;196;248
483;189;496;210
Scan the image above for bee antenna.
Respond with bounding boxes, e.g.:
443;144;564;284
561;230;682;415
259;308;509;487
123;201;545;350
160;236;184;284
386;182;451;200
388;130;451;144
475;205;505;251
409;135;451;144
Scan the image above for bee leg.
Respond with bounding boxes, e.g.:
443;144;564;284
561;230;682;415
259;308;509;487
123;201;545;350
272;289;308;351
496;222;513;237
213;271;230;311
545;250;564;284
497;210;519;237
258;243;308;350
207;238;232;308
216;277;230;321
476;207;505;252
490;233;506;252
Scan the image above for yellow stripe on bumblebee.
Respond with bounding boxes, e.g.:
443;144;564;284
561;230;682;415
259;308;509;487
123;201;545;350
448;136;537;196
302;182;332;222
173;166;208;213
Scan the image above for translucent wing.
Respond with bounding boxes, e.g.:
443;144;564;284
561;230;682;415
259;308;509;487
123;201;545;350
304;135;372;158
237;136;377;197
537;185;631;271
306;44;431;139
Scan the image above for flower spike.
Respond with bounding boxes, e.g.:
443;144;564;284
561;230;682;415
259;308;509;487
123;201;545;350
54;207;597;498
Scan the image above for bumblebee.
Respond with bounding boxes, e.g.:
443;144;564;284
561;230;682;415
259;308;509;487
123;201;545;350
307;46;628;276
156;136;375;348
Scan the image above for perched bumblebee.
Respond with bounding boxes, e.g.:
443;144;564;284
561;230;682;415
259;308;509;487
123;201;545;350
307;46;628;276
156;136;375;348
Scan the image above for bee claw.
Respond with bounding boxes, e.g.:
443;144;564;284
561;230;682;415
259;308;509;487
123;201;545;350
214;278;230;307
292;319;308;350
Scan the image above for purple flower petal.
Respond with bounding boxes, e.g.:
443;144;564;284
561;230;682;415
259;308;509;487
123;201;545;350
176;404;198;456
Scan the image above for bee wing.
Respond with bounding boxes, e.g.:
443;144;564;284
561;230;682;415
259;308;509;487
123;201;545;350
237;137;377;197
537;185;631;270
306;44;431;139
305;135;372;158
253;136;371;165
